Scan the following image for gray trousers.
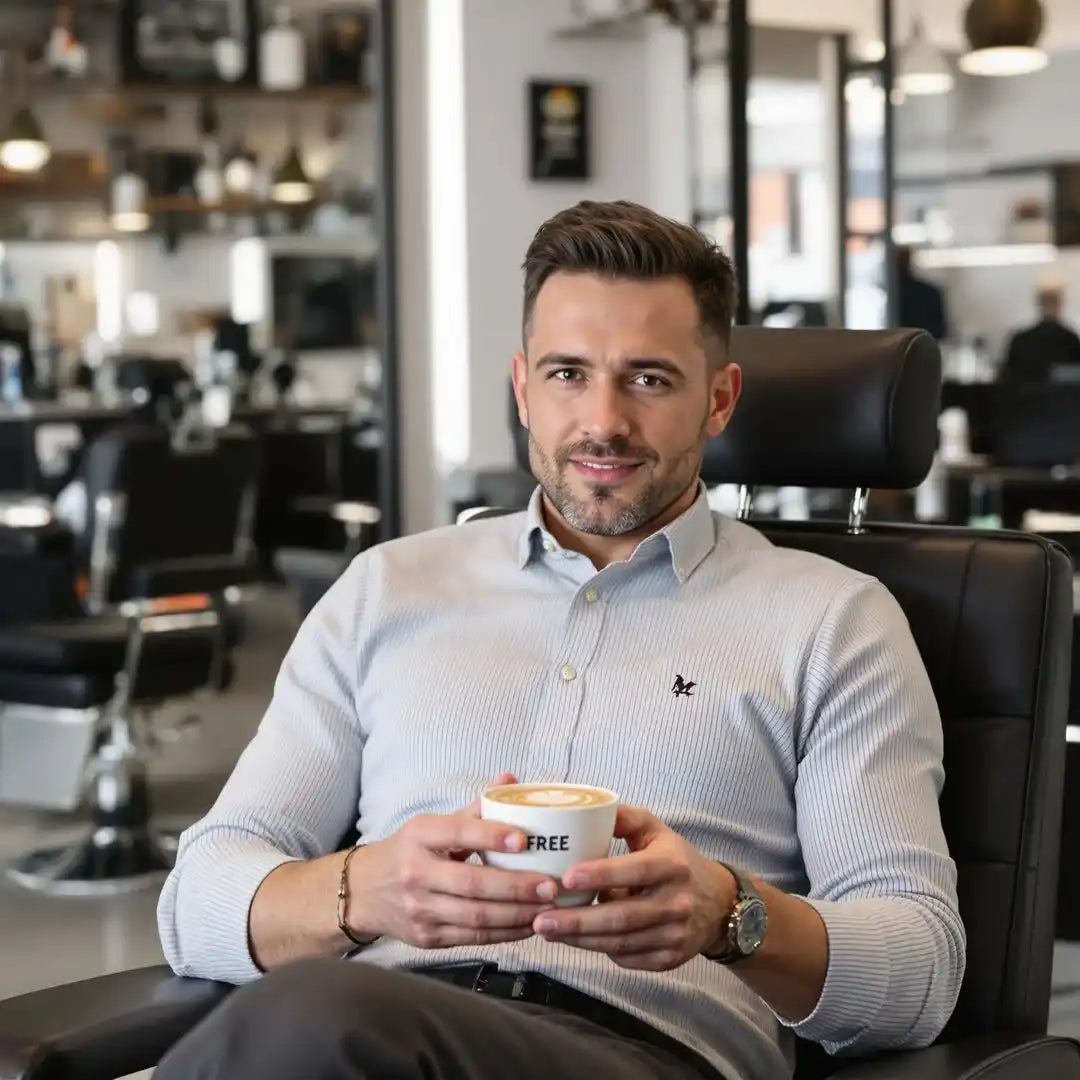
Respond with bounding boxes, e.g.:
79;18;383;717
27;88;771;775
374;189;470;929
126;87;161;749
156;958;718;1080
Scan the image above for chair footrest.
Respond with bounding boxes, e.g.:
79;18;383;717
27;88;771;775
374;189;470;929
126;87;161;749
6;828;179;897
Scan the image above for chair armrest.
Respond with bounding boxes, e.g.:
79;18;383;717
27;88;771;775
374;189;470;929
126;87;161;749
127;554;259;599
0;965;235;1080
827;1034;1080;1080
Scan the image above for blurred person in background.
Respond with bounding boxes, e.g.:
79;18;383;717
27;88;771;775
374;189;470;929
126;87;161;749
896;245;949;342
1000;278;1080;384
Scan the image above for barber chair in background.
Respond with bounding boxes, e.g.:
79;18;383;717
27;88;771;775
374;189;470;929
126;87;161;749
255;413;380;571
0;422;260;895
268;414;382;620
0;328;1075;1080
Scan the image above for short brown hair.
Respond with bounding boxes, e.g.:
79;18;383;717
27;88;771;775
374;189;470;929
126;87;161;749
521;200;738;364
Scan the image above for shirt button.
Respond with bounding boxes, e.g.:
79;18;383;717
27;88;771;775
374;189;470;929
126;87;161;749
543;539;555;553
585;587;599;603
561;664;577;682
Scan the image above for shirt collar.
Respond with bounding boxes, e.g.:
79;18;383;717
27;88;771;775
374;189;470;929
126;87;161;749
517;482;716;583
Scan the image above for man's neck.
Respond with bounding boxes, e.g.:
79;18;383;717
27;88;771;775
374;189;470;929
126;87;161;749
541;480;701;571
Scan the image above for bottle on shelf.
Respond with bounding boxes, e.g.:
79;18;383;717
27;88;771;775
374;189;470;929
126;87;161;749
260;6;307;91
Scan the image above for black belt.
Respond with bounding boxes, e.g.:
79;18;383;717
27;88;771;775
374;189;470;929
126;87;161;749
414;963;722;1080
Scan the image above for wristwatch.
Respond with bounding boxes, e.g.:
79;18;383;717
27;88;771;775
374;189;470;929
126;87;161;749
705;862;768;964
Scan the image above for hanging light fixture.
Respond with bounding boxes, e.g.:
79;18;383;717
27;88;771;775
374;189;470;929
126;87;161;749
0;106;51;173
224;141;258;196
960;0;1048;76
897;19;954;95
270;142;313;204
111;168;149;232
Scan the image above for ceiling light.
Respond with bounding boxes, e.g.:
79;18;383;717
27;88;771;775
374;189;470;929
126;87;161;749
914;242;1055;269
0;107;51;173
897;20;954;96
270;144;313;204
961;0;1048;76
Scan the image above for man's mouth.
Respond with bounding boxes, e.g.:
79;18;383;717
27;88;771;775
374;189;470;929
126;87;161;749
570;459;643;482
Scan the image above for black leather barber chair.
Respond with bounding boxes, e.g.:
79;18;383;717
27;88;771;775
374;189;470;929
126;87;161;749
269;415;382;619
0;422;260;896
0;328;1076;1079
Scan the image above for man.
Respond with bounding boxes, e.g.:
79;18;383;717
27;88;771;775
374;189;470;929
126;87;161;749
897;245;949;342
1001;279;1080;384
157;201;965;1080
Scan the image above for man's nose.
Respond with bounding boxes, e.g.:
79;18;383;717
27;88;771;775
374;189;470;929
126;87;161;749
581;383;631;442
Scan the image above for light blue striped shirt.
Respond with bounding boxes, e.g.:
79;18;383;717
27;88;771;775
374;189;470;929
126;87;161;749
158;485;965;1080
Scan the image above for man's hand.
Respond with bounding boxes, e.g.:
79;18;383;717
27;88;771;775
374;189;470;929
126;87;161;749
532;805;735;971
347;774;560;950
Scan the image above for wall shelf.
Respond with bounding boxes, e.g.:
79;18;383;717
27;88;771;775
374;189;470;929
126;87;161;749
28;78;371;105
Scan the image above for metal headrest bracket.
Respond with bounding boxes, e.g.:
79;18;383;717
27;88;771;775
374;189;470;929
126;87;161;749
736;485;756;522
848;488;869;534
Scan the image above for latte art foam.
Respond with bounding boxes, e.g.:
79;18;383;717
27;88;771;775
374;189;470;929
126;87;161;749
521;789;593;806
486;784;612;807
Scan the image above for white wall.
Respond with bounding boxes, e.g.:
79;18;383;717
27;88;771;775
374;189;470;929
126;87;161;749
394;0;440;536
459;0;688;473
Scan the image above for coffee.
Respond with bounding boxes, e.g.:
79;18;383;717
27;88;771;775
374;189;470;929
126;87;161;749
481;782;619;907
485;784;613;808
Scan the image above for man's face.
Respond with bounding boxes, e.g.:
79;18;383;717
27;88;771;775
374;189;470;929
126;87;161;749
512;273;740;537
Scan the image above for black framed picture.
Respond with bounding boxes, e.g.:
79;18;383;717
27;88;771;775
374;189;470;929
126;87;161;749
317;8;372;87
528;81;590;181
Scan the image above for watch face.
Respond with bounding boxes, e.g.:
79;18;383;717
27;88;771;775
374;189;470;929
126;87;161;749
736;899;767;954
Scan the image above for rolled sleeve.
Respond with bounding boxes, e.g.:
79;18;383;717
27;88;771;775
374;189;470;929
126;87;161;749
159;839;299;983
785;897;889;1048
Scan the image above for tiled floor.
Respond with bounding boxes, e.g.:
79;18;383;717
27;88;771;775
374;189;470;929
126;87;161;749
3;583;1080;1077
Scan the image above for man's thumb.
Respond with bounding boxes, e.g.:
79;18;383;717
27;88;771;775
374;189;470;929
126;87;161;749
463;772;519;817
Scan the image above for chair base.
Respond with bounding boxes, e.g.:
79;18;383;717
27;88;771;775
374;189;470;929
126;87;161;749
6;826;178;897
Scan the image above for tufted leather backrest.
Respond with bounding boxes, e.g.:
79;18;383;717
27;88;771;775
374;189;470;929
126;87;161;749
81;423;261;604
752;522;1073;1077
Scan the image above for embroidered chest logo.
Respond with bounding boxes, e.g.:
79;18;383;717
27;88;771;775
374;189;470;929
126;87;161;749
671;674;696;698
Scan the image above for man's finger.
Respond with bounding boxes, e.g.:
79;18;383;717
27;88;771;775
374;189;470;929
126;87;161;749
561;850;676;893
420;893;553;931
426;858;560;904
417;925;537;950
412;814;527;856
534;896;676;937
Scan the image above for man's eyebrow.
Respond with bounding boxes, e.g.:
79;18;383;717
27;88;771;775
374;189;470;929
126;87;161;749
625;357;684;377
534;354;685;378
535;353;592;369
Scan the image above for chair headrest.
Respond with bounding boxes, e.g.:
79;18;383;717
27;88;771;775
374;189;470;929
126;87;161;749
702;327;942;490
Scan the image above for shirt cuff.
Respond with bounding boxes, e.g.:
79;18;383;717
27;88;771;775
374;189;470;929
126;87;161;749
171;846;299;984
779;896;889;1050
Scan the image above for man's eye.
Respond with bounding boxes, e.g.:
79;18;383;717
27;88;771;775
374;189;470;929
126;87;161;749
552;369;582;383
634;373;669;389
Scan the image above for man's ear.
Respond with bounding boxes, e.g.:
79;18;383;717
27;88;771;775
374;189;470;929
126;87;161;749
706;362;742;439
512;351;529;429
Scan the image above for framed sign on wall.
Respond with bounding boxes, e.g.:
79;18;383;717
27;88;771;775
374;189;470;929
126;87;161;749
528;81;590;181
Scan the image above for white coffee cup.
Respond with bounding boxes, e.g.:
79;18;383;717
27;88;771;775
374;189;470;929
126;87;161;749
480;782;619;907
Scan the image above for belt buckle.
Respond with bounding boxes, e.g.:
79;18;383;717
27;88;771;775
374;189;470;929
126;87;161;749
471;963;497;994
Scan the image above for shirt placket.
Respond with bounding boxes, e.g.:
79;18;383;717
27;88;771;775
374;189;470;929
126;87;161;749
522;549;609;781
